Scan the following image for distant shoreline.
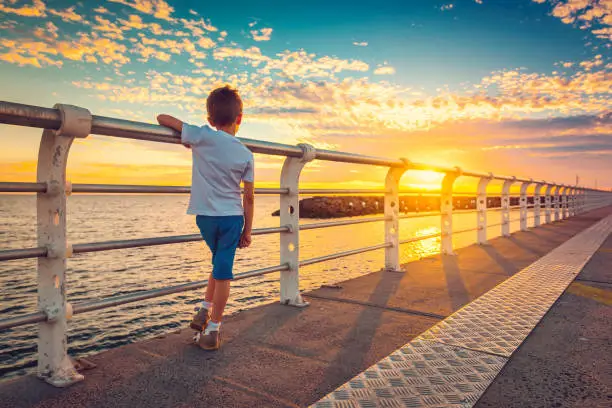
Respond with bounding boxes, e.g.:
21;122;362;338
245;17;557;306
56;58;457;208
272;195;529;218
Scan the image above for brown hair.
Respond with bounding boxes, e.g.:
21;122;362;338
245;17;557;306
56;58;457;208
206;85;243;127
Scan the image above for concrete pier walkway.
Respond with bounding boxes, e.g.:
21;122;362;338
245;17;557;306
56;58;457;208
1;207;611;408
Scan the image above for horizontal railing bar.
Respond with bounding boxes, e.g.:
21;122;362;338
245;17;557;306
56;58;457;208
452;227;480;234
0;247;47;261
2;101;596;184
0;311;46;331
300;216;390;230
72;264;289;315
399;232;441;244
0;264;291;330
0;182;47;193
72;226;289;254
398;212;441;219
299;242;391;267
71;184;288;194
299;189;388;195
451;209;479;215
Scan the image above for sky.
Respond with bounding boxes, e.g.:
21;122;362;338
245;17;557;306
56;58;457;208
0;0;610;191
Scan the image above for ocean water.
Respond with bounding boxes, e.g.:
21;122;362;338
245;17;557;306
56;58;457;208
0;194;522;380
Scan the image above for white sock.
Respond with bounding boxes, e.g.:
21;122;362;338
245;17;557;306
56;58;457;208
205;321;220;334
201;300;213;310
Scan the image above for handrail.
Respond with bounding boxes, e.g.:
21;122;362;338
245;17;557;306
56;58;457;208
0;100;575;183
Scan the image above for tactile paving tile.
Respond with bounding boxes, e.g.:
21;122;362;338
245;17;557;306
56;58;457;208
419;215;612;357
311;339;506;408
312;215;612;408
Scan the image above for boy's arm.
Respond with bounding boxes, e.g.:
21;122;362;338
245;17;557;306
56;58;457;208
157;114;191;148
157;114;183;132
239;181;254;248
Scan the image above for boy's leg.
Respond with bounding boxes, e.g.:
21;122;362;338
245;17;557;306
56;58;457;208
204;273;215;303
198;216;243;350
192;216;218;331
210;278;231;323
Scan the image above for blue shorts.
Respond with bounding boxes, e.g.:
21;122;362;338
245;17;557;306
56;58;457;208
196;215;244;280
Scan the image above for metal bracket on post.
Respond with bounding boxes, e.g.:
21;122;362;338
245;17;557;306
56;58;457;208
501;177;515;237
519;179;533;231
533;182;544;227
279;143;315;307
37;104;91;388
441;168;461;255
384;159;410;272
553;185;562;221
544;184;554;224
476;173;493;245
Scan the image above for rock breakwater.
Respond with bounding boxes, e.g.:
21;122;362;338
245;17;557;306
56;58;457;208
272;195;527;218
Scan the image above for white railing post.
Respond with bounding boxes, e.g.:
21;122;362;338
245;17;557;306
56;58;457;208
384;160;409;271
501;177;515;237
476;173;493;244
567;187;574;217
533;182;544;227
519;179;532;231
441;168;461;255
561;186;569;219
544;184;554;223
37;104;91;387
279;143;315;307
553;185;561;221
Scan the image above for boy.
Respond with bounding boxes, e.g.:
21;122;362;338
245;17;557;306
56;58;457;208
157;85;254;350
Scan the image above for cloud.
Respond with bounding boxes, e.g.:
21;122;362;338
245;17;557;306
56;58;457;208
108;0;175;21
0;0;46;17
180;17;217;34
93;15;125;40
533;0;612;41
259;50;370;79
353;41;368;47
374;65;396;75
93;6;113;15
213;45;269;64
48;6;85;24
251;27;273;41
34;21;58;40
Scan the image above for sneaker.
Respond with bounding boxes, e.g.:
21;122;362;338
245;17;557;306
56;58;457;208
197;330;221;350
189;307;210;332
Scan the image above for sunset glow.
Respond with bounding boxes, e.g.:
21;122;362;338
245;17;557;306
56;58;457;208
0;0;610;189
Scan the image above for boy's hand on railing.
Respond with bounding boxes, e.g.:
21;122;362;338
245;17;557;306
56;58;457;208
239;231;252;248
157;114;183;133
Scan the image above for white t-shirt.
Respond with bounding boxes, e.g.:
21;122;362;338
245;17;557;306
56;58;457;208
182;123;254;216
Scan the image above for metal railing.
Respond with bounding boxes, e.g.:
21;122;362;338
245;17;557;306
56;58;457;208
1;101;611;387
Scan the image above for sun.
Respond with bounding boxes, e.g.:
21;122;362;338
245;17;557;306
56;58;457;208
412;170;443;183
400;170;444;191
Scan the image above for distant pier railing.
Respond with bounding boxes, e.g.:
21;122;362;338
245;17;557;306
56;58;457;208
1;101;611;387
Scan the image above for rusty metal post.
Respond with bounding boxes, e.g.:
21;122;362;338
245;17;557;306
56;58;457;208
519;179;533;231
384;160;410;271
37;104;91;387
279;143;315;307
440;168;461;255
501;177;516;237
476;173;493;244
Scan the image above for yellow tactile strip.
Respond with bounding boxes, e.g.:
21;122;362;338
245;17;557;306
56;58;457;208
312;215;612;408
